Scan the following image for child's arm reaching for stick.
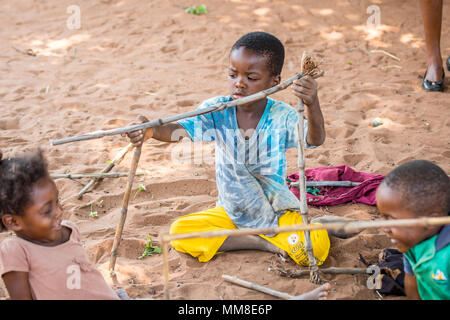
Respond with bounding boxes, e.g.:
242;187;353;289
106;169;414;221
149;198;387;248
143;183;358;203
124;115;190;146
2;271;33;300
291;75;325;146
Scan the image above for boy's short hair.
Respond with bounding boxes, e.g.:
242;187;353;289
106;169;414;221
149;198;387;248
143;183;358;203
0;149;49;232
231;31;285;76
381;160;450;216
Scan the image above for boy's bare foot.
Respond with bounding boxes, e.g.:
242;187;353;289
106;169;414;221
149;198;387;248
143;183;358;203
289;283;331;300
311;215;361;239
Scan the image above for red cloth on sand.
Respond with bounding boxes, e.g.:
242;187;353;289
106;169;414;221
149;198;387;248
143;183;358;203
287;165;385;206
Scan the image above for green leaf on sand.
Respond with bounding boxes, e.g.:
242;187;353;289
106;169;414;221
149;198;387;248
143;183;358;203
185;4;207;15
138;235;162;259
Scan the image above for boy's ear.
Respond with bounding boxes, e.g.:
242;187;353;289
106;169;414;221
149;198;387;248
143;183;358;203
272;75;281;86
1;215;23;232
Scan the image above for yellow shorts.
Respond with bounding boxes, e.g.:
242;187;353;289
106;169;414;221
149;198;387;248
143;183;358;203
169;206;330;266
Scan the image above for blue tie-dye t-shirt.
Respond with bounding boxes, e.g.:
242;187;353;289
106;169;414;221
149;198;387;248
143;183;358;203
177;95;315;231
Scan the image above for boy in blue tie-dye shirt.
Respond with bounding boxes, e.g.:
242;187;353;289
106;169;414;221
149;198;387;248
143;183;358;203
127;32;331;267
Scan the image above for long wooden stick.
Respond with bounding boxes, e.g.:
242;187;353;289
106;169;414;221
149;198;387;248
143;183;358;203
163;241;170;300
297;51;320;284
109;144;143;273
50;71;323;146
292;176;450;188
77;143;133;199
273;266;370;278
291;181;362;188
51;171;147;179
222;275;294;300
161;216;450;242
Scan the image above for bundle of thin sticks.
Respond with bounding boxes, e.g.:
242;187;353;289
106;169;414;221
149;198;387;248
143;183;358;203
301;53;322;77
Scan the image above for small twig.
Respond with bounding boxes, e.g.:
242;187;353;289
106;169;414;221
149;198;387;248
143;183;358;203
12;46;38;57
77;143;134;199
357;46;400;61
375;290;384;300
222;275;294;300
370;49;400;61
380;65;402;70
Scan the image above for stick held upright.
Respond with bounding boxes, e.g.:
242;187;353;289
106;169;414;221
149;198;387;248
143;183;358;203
109;144;142;273
296;52;322;284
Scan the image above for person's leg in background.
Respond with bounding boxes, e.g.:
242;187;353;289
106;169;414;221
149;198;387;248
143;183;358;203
420;0;445;91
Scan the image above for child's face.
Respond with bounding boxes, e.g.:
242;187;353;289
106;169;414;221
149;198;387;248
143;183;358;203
228;47;280;103
376;184;438;253
15;177;63;244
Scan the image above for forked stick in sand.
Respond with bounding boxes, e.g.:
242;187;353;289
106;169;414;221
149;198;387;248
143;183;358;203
108;143;143;274
50;71;323;146
77;143;134;199
296;52;323;284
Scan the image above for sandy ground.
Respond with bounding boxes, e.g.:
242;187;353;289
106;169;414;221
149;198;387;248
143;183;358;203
0;0;449;300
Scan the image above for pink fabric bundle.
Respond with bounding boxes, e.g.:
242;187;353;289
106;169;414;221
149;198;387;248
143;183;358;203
287;165;385;206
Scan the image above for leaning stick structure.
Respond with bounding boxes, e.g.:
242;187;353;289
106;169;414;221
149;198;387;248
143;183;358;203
49;68;325;292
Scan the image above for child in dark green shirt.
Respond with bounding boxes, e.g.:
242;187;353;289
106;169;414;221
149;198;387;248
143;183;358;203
376;160;449;300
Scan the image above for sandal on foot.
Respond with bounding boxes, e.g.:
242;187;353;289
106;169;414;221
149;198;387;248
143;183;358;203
422;68;445;92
